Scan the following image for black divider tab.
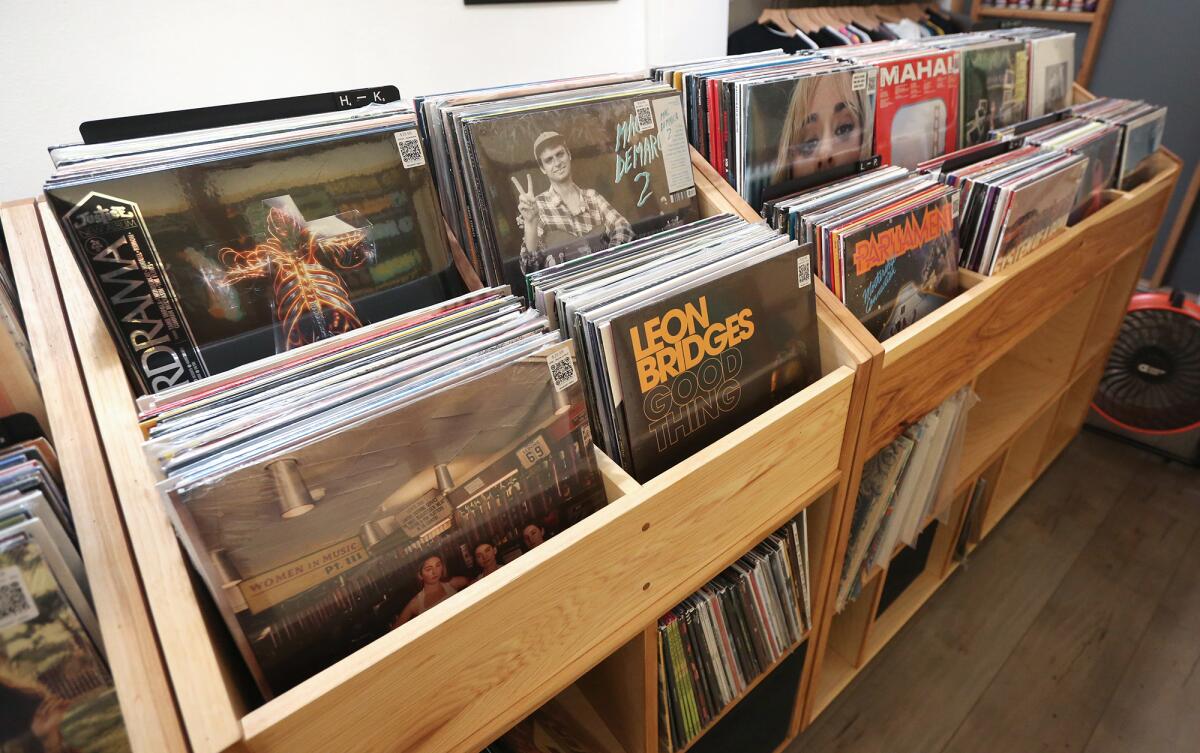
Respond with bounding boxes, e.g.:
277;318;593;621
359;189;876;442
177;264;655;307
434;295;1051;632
79;85;400;144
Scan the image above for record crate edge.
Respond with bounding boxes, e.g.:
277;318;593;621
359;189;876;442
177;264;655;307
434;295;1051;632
0;200;190;753
12;150;875;753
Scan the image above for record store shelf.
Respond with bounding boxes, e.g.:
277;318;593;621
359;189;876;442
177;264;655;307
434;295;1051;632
802;143;1182;722
5;93;1180;753
4;150;875;753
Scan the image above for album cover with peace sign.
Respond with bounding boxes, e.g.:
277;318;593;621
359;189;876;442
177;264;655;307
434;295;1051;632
460;85;700;291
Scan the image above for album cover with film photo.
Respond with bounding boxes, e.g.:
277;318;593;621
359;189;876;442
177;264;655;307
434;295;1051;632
165;341;607;697
44;121;459;397
606;245;821;481
462;90;699;291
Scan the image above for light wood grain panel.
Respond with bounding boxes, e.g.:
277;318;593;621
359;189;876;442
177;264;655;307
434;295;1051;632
866;152;1180;455
1;201;190;753
34;201;247;753
577;627;655;753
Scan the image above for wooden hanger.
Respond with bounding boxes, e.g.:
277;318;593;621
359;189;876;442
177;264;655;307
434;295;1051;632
757;9;798;34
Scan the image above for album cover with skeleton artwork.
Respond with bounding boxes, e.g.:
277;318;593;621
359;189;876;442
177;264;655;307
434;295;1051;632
45;119;460;397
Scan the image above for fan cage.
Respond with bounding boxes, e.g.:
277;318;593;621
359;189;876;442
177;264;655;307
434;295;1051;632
1091;292;1200;435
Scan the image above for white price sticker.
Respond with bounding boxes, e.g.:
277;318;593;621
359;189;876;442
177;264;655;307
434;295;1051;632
516;436;552;469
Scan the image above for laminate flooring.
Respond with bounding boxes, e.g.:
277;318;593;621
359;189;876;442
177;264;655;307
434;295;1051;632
789;430;1200;753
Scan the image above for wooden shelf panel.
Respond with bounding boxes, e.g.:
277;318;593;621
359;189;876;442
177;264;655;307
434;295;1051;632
20;148;873;753
977;7;1096;23
0;202;189;753
863;151;1178;457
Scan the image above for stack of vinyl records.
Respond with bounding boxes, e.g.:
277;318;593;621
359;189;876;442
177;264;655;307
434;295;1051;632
44;102;460;398
416;76;700;292
924;33;1030;148
1070;97;1168;190
142;289;608;698
836;387;974;611
987;27;1076;118
932;143;1086;274
1014;118;1123;223
763;167;959;340
651;52;878;210
526;215;822;482
839;41;961;169
0;435;130;752
658;516;811;752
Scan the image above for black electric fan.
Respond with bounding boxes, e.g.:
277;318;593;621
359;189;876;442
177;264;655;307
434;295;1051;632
1090;289;1200;463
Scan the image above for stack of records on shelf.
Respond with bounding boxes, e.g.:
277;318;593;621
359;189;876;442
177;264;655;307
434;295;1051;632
764;166;959;340
1070;97;1168;190
0;434;130;751
417;76;700;291
925;33;1029;147
526;215;821;483
932;142;1086;274
652;52;878;210
1014;117;1122;223
836;387;974;611
492;685;627;753
142;289;608;698
44;102;460;398
840;41;961;169
985;27;1075;118
657;516;811;752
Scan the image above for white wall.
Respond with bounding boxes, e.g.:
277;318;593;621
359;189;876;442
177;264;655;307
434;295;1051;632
0;0;726;202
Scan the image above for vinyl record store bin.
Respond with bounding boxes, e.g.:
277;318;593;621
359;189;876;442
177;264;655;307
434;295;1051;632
0;143;875;753
0;83;1181;753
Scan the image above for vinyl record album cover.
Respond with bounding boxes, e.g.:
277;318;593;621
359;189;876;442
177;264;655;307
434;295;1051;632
0;532;129;753
166;341;607;697
463;90;699;290
608;245;820;481
839;192;959;339
46;121;459;396
960;42;1029;147
742;68;878;208
992;156;1087;273
873;51;959;169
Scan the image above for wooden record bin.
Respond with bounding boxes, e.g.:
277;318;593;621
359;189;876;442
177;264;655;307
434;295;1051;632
798;101;1182;721
1;146;874;753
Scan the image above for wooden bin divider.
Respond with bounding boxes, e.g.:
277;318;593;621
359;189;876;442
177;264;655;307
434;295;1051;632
16;146;873;753
1;200;191;753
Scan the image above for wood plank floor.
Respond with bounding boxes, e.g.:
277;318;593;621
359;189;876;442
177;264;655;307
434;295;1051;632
790;431;1200;753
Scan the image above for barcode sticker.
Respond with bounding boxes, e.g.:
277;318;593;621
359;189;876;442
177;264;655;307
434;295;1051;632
394;131;426;168
797;255;812;289
0;566;37;630
852;71;867;91
464;477;485;496
634;99;654;132
548;349;578;391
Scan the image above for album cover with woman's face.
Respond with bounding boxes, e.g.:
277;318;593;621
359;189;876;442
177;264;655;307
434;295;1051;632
168;342;608;698
0;534;130;753
45;122;459;397
463;89;699;291
741;67;878;210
